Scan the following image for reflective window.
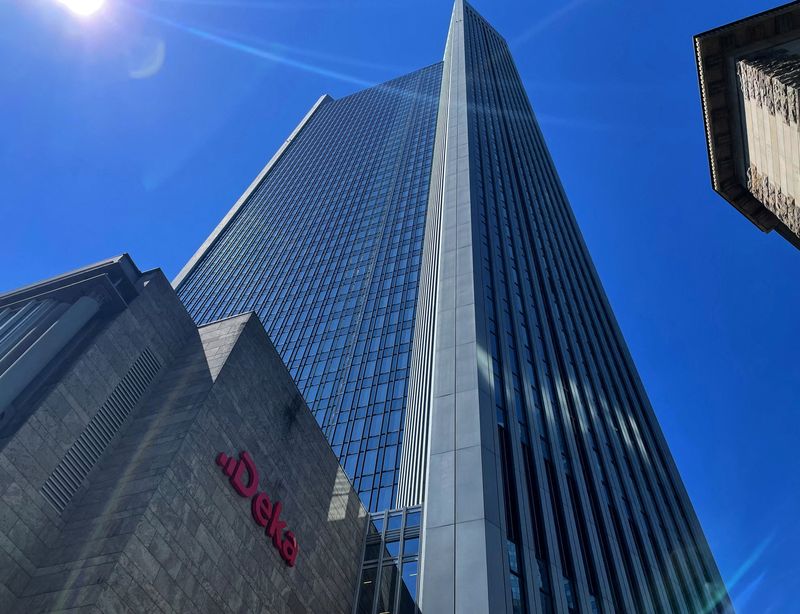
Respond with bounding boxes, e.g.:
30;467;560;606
356;507;421;614
388;513;403;531
399;561;418;613
402;537;419;557
357;567;377;614
385;538;401;558
178;65;443;513
377;563;400;614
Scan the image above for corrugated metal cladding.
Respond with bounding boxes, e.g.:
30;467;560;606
177;64;442;513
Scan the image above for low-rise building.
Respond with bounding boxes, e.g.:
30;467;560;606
0;255;369;613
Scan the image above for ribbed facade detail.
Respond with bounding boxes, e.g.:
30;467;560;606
417;3;732;613
40;348;162;513
396;23;455;508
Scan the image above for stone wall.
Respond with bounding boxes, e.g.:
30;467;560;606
0;270;368;613
98;314;368;614
0;271;195;611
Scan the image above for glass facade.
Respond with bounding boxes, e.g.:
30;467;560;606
356;506;422;614
410;3;730;612
176;2;731;612
177;64;442;512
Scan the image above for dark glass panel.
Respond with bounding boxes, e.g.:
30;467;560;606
377;563;400;614
357;567;377;614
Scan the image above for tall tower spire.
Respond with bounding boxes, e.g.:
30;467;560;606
404;2;732;613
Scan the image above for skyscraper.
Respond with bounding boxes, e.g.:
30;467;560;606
176;2;731;612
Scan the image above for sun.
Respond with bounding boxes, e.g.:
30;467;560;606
58;0;105;16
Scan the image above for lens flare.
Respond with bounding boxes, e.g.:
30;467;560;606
58;0;105;16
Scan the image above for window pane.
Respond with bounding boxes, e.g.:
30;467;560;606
365;541;381;561
398;560;418;613
402;537;419;556
377;563;400;614
507;539;519;573
357;567;377;614
510;574;524;614
385;538;401;558
405;510;421;527
388;513;403;531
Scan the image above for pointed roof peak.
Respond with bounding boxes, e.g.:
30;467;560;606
446;0;508;47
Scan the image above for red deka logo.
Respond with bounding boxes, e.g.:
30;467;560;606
216;451;299;567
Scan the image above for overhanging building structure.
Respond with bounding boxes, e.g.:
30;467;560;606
175;1;732;613
695;1;800;249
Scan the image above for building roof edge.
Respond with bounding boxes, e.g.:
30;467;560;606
172;94;333;290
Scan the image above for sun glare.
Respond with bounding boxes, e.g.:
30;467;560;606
58;0;105;17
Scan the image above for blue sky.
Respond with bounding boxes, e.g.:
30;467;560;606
2;0;798;611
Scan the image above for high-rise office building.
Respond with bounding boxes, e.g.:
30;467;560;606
176;62;442;514
177;2;731;612
695;1;800;249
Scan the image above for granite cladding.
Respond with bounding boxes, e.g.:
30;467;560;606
0;269;368;613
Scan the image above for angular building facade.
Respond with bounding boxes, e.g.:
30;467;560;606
177;2;732;613
0;256;369;613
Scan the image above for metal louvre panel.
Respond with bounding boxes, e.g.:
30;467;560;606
40;348;162;513
396;42;451;507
